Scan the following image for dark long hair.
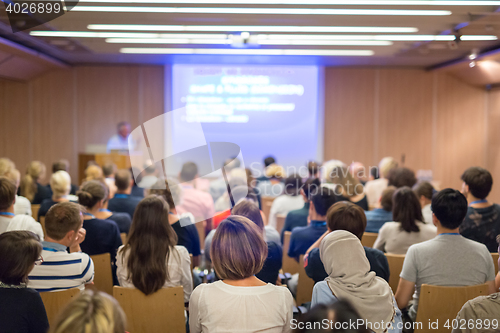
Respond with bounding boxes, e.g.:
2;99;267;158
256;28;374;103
393;187;422;233
120;195;178;295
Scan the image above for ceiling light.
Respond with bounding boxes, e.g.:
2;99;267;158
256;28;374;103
79;0;500;5
469;61;476;68
88;25;419;33
29;31;228;38
119;48;375;56
70;6;452;15
106;38;392;46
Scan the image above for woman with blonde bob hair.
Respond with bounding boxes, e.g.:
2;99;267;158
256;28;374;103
37;171;73;220
50;290;126;333
20;161;51;204
189;216;294;333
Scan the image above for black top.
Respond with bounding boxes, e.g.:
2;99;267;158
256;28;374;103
460;204;500;252
106;213;132;234
352;195;369;211
108;195;142;219
0;287;49;333
38;199;58;220
31;183;52;205
280;202;309;243
256;241;282;284
305;247;390;283
171;217;201;256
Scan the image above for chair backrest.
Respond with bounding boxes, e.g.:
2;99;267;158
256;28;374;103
385;253;405;294
113;286;185;333
414;284;490;333
120;233;127;244
31;204;40;221
276;214;286;234
492;253;499;274
361;232;378;248
282;231;300;275
40;288;80;327
39;216;46;236
261;196;275;225
195;220;205;249
90;253;113;296
296;255;316;305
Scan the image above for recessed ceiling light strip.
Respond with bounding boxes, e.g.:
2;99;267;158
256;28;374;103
78;0;500;5
119;48;375;55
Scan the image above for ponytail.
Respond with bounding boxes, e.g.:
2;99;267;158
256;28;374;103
20;161;46;203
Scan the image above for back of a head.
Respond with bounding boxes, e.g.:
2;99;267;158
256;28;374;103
124;195;177;295
211;216;268;280
412;181;435;201
326;201;367;240
303;178;321;201
231;200;264;232
265;164;285;179
223;157;241;172
0;158;15;177
114;169;132;192
52;160;69;173
378;157;398;179
45;202;83;241
431;188;468;230
180;162;198;182
50;290;126;333
310;187;338;217
0;231;41;285
77;180;107;209
84;165;104;182
380;186;397;212
328;166;361;198
264;156;276;168
147;178;181;210
143;160;157;175
0;177;16;211
21;161;46;202
102;163;117;178
387;167;417;188
392;186;422;233
50;171;72;198
461;167;493;200
5;169;21;188
307;161;320;177
284;174;303;196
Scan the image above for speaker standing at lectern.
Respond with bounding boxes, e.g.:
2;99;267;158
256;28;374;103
107;121;136;153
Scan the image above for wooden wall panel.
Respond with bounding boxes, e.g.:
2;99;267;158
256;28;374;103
487;88;500;203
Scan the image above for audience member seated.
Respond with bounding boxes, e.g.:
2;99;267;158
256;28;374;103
209;157;241;202
268;174;304;229
148;178;201;264
327;166;368;210
20;161;51;204
373;187;436;254
288;187;336;261
307;160;321;179
130;167;145;197
28;202;94;292
116;196;192;302
189;216;293;332
137;160;159;189
3;167;31;216
246;168;262;209
108;169;142;219
77;182;122;283
452;292;500;333
365;186;396;233
387;167;417;189
102;162;118;198
413;181;435;224
294;300;371;333
350;161;368;185
214;168;248;212
459;167;500;252
305;202;389;283
0;177;44;239
311;230;402;333
38;171;73;220
175;162;215;232
256;155;277;183
0;231;49;333
365;157;398;208
280;177;321;243
256;163;286;198
47;160;79;195
82;180;131;234
395;189;496;322
82;164;104;183
49;290;126;333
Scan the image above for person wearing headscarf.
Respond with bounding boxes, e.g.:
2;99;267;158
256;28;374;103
311;230;402;333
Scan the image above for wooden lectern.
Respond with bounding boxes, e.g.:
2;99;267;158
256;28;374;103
78;153;131;184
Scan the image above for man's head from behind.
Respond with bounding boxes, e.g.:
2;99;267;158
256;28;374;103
102;163;117;178
431;188;468;230
461;167;493;200
0;177;16;211
284;174;302;196
179;162;198;183
387;167;417;188
45;202;83;246
302;178;321;201
264;156;276;168
326;201;367;240
309;187;337;219
380;186;397;212
115;169;132;192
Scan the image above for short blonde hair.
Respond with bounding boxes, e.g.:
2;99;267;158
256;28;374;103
84;165;104;183
5;169;20;188
0;158;15;177
211;216;268;280
50;171;71;198
379;157;398;179
50;290;126;333
265;164;285;179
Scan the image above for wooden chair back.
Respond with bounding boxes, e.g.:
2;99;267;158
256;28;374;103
31;204;40;221
414;284;490;333
40;288;80;327
120;233;127;244
282;231;300;275
492;253;499;274
113;286;185;333
276;214;286;234
39;216;46;236
195;220;205;249
90;253;113;296
361;232;378;248
261;196;275;225
385;253;406;294
296;255;316;305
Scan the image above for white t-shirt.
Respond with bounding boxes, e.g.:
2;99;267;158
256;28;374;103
116;245;193;303
0;215;44;240
14;195;31;216
421;204;432;224
373;221;437;255
189;281;294;333
268;195;304;229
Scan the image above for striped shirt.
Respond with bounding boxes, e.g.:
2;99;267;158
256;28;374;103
27;241;94;292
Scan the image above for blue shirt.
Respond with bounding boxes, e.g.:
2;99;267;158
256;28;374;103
365;208;393;233
280;202;309;243
288;220;327;260
108;194;142;219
